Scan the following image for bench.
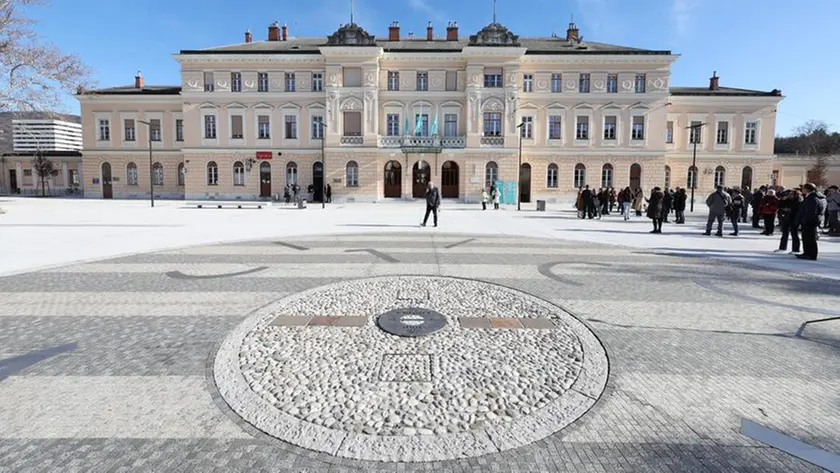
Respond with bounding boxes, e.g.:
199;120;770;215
187;201;264;209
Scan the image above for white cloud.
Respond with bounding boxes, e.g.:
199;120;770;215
672;0;701;37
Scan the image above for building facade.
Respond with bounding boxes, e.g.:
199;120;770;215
76;20;784;202
12;119;83;152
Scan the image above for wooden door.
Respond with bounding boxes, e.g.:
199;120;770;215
441;161;459;198
412;160;430;198
630;163;642;190
101;162;113;199
383;161;401;198
519;163;532;203
312;162;324;202
9;170;17;193
260;162;272;197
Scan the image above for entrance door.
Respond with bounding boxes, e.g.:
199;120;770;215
519;163;532;203
101;162;113;199
440;161;459;198
260;162;272;197
312;162;324;202
412;160;431;198
9;170;18;194
384;160;401;198
741;166;753;190
629;163;642;190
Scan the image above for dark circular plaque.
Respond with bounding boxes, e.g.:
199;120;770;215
377;308;448;337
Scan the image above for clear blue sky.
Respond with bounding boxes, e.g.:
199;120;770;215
26;0;839;136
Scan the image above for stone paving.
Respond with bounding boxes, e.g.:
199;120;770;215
0;233;838;472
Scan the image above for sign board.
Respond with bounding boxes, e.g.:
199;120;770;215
92;178;100;184
256;151;273;160
332;178;342;183
469;176;480;184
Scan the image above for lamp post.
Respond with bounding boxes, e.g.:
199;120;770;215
320;121;327;209
138;120;155;208
687;122;705;213
516;120;525;211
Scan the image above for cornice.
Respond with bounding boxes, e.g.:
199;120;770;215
668;95;784;107
318;46;384;57
380;53;464;62
461;46;528;58
173;53;325;64
521;54;679;65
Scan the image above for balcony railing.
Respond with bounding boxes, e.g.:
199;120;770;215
481;136;504;147
340;135;364;146
377;135;466;149
439;136;466;148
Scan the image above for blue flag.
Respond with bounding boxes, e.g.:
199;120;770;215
430;115;438;136
413;114;423;136
404;115;410;136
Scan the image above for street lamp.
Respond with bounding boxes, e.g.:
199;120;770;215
686;122;705;213
516;120;525;211
320;121;327;209
138;120;155;208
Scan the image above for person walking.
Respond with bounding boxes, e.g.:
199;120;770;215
490;184;500;210
632;187;645;217
420;181;441;227
581;185;596;219
728;188;744;236
673;187;687;224
662;188;673;223
826;185;840;236
759;189;780;235
741;187;752;223
647;187;665;233
325;184;332;203
798;183;826;260
704;185;732;236
751;186;766;228
608;188;617;213
620;187;633;220
775;189;802;254
481;188;489;210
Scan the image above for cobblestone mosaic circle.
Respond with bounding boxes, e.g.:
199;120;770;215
214;276;609;462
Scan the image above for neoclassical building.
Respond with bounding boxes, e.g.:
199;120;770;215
76;19;785;202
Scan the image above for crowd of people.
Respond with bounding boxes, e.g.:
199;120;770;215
575;183;839;261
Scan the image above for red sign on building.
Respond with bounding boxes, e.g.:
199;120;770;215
256;151;273;160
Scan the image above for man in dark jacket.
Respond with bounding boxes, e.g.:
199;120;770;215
421;181;441;227
797;183;826;260
751;186;766;228
581;185;595;219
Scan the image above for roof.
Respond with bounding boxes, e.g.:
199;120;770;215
670;87;782;97
77;85;181;96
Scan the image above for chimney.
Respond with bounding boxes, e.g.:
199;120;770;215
426;21;433;41
245;30;252;43
446;21;458;41
709;71;719;91
281;23;288;41
134;71;144;89
566;17;579;41
388;21;400;41
268;22;280;41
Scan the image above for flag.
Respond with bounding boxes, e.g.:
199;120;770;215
413;114;423;136
430;115;439;136
404;115;410;136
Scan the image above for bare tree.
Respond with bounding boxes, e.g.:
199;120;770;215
0;0;93;115
31;152;57;196
794;120;833;156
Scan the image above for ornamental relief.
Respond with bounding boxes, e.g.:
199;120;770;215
481;98;504;112
593;80;605;91
536;80;548;91
564;80;576;91
298;76;310;90
621;80;633;91
340;97;363;111
470;74;480;86
431;78;443;88
215;80;229;89
457;74;466;90
329;74;339;86
271;79;284;88
185;79;202;92
651;78;667;90
365;72;376;86
243;80;256;89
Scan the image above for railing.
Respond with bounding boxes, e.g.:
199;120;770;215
439;136;466;148
340;135;364;146
481;136;505;147
378;136;402;148
377;136;466;149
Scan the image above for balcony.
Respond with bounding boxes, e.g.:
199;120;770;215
340;135;363;146
480;136;504;147
378;135;466;150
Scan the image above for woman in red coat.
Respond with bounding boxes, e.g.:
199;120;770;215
759;189;780;235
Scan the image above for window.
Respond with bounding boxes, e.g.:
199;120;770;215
175;119;184;142
233;161;245;186
445;71;457;91
547;163;558;188
664;165;672;189
285;73;295;92
607;74;618;93
207;161;218;185
665;121;674;143
386;114;400;136
601;164;614;188
127;162;138;185
203;72;214;92
149;118;161;141
745;121;757;145
689;121;702;144
522;74;533;92
345;160;359;187
631;116;645;140
687;166;697;189
551;73;561;93
576;116;589;140
413;114;429;136
520;116;533;138
69;169;79;186
714;166;726;187
635;74;646;93
603;116;617;140
548;115;562;140
231;115;244;139
387;71;399;91
578;73;590;93
416;72;428;91
152;162;163;186
258;72;269;92
231;72;242;92
716;121;729;144
444;114;457;137
342;67;361;87
124;119;136;142
484;68;502;88
574;163;586;188
285;161;298;185
177;163;185;186
258;115;270;139
312;116;324;139
312;72;323;92
343;111;362;136
98;119;110;141
483;112;502;136
284;115;297;139
485;161;498;188
204;115;217;139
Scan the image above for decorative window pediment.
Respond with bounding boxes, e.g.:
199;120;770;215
199;102;219;109
225;102;246;109
545;102;567;110
340;96;363;111
574;103;594;110
281;102;302;110
253;102;273;109
629;102;650;110
600;102;622;110
325;22;377;46
519;102;538;109
410;100;434;110
307;102;326;109
481;97;505;112
469;22;520;46
439;100;463;109
381;100;404;108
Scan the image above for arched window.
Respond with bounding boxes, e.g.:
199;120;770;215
207;161;219;186
177;162;185;186
714;166;726;188
601;163;614;188
345;160;359;187
687;165;698;189
285;161;298;185
485;161;498;188
546;163;558;188
574;163;586;189
126;162;138;185
664;165;672;189
741;166;753;190
233;161;245;186
629;163;642;189
152;162;163;186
